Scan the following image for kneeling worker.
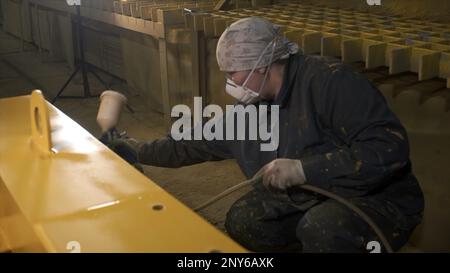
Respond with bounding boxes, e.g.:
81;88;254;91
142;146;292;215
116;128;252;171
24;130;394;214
109;17;424;253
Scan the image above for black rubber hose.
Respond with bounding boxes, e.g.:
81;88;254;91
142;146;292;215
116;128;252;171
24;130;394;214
193;176;394;253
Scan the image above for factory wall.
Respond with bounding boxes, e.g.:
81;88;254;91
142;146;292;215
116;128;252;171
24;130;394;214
0;0;198;113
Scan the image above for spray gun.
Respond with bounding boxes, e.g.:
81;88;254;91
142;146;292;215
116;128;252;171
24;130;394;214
97;90;128;145
96;91;142;172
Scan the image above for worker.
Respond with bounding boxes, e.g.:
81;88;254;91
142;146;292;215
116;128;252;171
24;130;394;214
109;17;424;253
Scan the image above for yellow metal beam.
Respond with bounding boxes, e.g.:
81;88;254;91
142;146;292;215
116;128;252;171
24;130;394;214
0;90;246;253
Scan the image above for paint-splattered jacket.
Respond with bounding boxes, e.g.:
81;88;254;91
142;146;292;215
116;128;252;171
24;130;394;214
139;53;424;216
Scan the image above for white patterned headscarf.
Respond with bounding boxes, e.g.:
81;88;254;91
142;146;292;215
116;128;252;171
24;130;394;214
216;17;300;72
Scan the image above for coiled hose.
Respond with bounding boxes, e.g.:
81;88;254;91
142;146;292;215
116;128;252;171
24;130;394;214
194;176;393;253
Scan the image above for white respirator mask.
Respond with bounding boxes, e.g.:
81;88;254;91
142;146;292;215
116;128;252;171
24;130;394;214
225;39;277;104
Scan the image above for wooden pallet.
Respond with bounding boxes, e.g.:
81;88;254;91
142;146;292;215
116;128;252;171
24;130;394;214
183;2;450;85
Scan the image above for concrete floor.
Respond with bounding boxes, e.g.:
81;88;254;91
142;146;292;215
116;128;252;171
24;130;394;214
0;29;246;233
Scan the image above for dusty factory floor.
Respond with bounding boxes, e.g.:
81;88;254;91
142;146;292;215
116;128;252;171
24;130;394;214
0;29;246;232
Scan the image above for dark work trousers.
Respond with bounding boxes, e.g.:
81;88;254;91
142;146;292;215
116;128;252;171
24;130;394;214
225;183;422;253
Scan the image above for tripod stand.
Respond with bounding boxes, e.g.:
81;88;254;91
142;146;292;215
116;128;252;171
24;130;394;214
51;4;108;103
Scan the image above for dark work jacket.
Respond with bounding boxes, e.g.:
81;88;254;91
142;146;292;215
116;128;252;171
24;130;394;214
139;53;424;216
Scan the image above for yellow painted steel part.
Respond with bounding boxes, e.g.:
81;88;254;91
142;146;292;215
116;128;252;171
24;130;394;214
0;90;246;253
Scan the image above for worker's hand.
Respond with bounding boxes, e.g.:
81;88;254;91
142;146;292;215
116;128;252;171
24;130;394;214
99;128;126;145
107;138;141;165
255;159;306;192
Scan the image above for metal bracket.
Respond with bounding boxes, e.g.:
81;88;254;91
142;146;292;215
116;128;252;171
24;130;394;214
30;90;52;154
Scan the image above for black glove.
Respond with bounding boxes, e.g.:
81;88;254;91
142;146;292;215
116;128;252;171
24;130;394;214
100;129;144;173
99;128;123;146
107;138;141;165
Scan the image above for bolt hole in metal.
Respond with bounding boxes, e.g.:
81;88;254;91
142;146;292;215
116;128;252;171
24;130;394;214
152;204;164;211
34;107;42;135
